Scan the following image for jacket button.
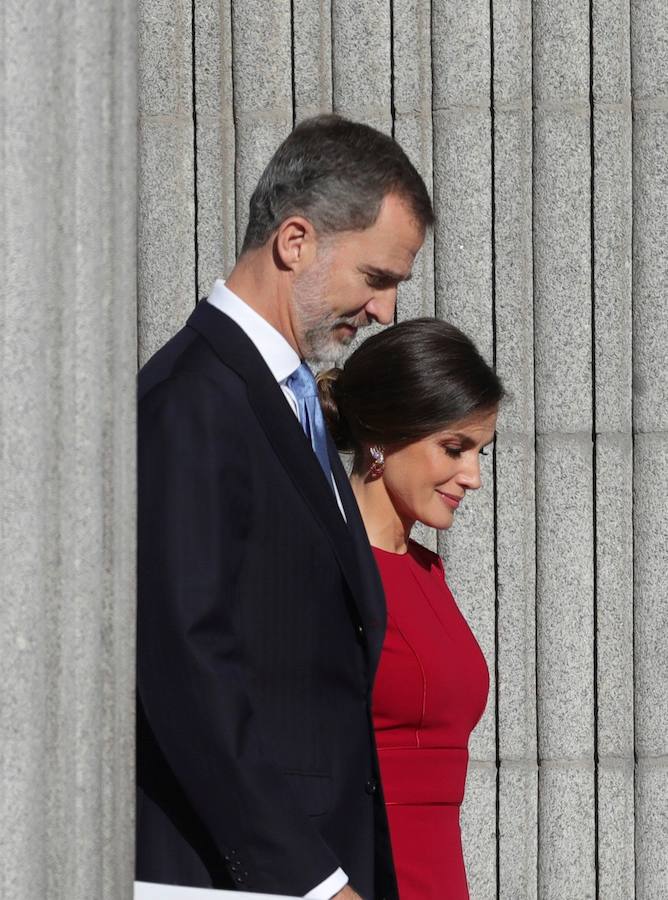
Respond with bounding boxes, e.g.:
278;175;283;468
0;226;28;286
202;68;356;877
357;624;364;636
365;778;378;795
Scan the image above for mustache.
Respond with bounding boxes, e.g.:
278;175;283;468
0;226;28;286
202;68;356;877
332;312;370;330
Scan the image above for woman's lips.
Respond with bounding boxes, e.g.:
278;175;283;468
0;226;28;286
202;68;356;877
437;491;462;509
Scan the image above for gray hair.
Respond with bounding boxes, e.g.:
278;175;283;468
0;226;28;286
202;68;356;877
241;114;433;253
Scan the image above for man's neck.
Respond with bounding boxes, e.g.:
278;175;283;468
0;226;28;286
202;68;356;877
225;253;299;353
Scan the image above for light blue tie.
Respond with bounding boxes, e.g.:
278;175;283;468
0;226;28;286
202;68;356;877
286;363;334;491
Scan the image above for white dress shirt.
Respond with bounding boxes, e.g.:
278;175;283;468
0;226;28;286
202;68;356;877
206;280;349;900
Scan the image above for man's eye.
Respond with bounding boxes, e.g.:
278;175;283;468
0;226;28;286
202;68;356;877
365;275;394;289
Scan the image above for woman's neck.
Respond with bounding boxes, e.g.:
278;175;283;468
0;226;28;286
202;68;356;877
350;471;413;554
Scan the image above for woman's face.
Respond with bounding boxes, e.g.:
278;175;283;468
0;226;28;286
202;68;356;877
381;407;498;531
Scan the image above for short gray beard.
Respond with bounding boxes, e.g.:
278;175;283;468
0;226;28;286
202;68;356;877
292;243;347;365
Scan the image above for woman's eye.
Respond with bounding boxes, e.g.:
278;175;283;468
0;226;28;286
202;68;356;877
445;447;462;458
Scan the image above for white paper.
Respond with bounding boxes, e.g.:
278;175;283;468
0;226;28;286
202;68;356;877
134;882;300;900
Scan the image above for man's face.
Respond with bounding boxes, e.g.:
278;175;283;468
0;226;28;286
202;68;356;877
291;193;425;362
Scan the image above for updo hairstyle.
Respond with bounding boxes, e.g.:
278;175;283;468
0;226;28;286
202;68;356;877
318;318;504;465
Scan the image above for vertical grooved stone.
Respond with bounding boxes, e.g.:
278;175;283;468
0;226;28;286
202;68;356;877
634;435;668;758
498;764;538;900
393;0;435;320
331;0;392;132
232;2;293;244
595;434;634;758
631;109;668;431
538;765;596;899
439;456;496;760
461;764;497;900
536;435;594;759
293;0;333;121
194;0;236;290
138;0;195;363
533;108;592;433
597;761;635;900
636;762;668;899
433;109;493;358
496;435;537;761
2;0;137;896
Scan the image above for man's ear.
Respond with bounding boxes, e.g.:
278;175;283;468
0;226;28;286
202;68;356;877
273;216;317;272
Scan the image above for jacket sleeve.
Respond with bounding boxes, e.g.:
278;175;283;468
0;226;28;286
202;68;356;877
137;372;340;894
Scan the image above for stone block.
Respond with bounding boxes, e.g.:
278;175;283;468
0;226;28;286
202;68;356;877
595;434;634;757
536;434;595;759
233;114;293;251
195;114;237;294
194;0;236;286
138;118;195;364
392;112;434;319
631;0;668;98
635;761;668;900
138;0;192;116
533;0;589;104
533;109;592;434
538;763;596;900
231;1;292;113
495;434;537;760
597;760;635;900
498;762;538;900
492;0;532;108
395;223;435;320
439;454;496;759
461;762;497;900
431;0;490;109
332;0;391;130
632;110;668;432
593;106;633;432
192;0;232;117
633;434;668;757
493;108;534;434
392;0;433;114
592;0;631;102
433;108;493;360
293;0;333;121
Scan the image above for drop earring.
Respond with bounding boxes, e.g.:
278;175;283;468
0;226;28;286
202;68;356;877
369;445;385;478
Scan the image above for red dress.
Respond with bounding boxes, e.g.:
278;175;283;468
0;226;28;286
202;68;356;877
372;541;489;900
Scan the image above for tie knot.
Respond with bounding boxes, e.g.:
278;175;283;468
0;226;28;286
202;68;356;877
287;362;318;400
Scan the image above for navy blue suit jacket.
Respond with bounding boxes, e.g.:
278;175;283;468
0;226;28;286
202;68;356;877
136;300;397;898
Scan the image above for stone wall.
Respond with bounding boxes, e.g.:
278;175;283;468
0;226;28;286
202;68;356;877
2;1;666;897
136;2;668;898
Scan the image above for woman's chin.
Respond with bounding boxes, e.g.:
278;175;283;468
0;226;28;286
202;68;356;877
413;508;456;532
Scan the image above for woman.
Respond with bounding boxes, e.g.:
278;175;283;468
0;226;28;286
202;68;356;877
319;318;504;899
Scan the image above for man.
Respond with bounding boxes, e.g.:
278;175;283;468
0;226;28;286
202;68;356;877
137;114;433;899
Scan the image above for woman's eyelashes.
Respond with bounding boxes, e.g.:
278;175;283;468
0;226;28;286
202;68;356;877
443;445;490;459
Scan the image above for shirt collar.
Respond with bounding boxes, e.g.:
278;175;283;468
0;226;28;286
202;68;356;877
207;279;300;384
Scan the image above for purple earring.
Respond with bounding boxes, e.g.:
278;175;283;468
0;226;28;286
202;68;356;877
369;445;385;478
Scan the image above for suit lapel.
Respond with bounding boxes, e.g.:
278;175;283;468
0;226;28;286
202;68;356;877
328;440;387;677
187;301;373;637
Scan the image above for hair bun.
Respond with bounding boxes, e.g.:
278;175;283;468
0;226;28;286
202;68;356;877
316;367;355;452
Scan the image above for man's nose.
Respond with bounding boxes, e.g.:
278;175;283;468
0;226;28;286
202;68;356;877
365;290;396;325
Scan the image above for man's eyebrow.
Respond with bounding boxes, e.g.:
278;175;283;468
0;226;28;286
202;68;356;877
360;265;412;282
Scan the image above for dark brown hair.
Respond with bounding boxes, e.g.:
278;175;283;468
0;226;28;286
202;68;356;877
241;114;434;253
318;318;504;456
